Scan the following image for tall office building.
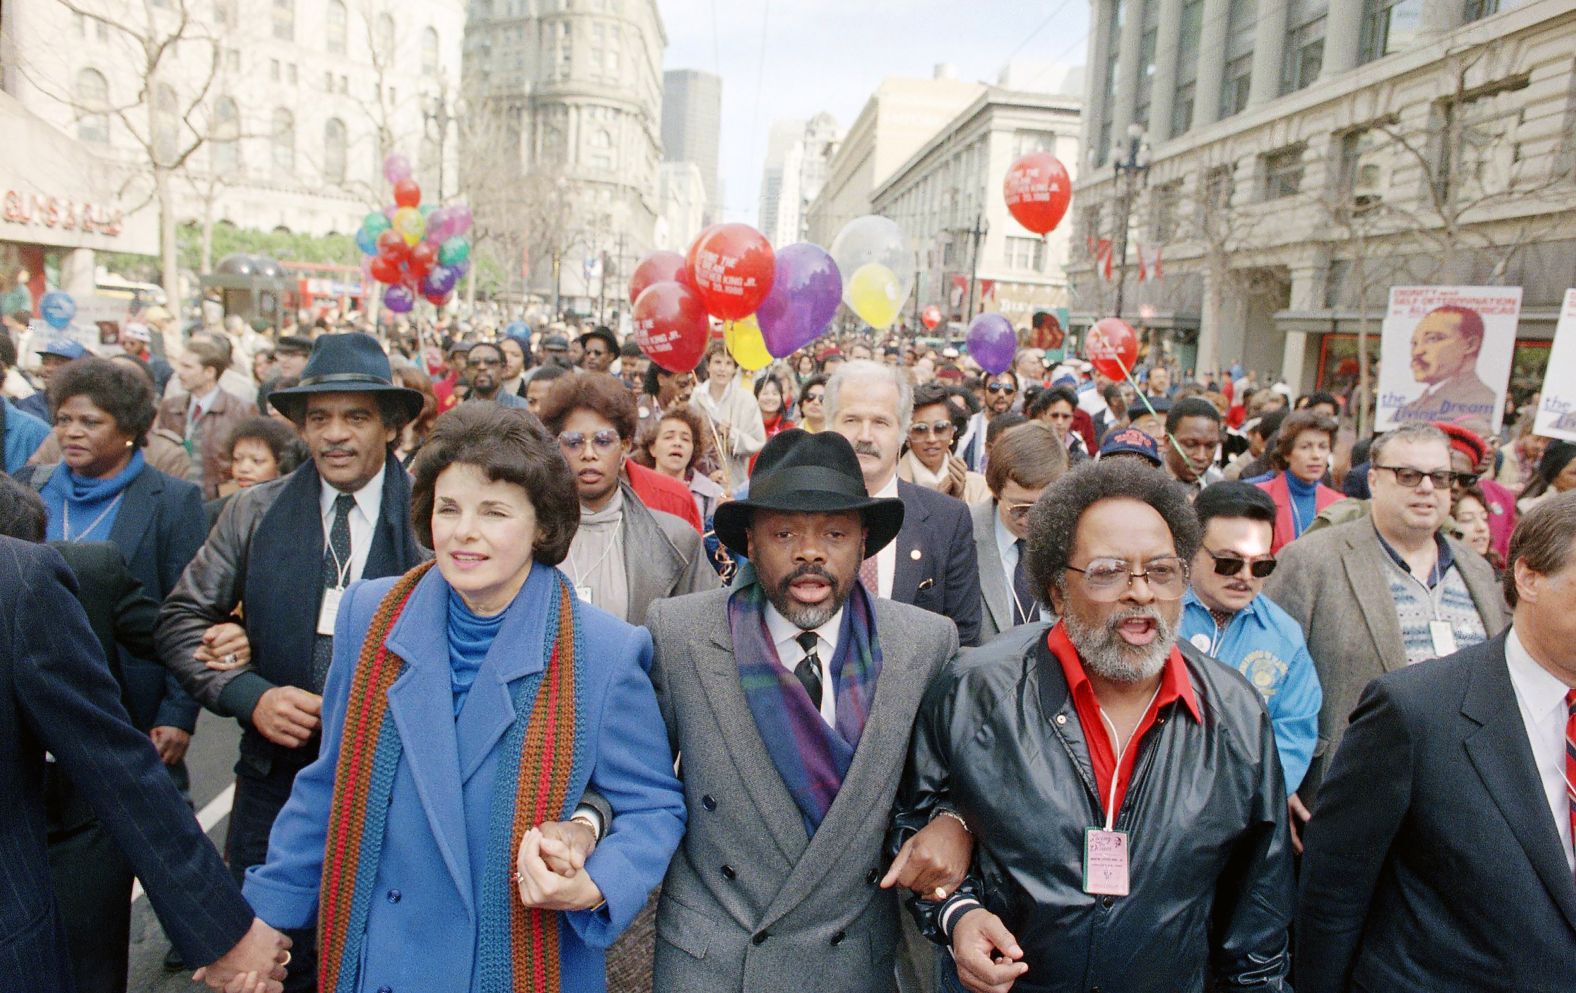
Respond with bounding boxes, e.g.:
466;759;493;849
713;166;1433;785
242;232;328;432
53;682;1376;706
463;0;666;314
661;69;722;220
759;114;842;245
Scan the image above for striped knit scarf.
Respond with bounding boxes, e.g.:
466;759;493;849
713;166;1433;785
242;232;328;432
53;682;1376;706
728;578;883;834
318;561;588;993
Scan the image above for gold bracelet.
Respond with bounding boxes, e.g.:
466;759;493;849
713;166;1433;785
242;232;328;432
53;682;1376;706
932;808;971;835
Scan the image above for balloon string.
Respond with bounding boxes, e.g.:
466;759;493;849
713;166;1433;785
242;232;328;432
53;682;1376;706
1096;337;1195;471
701;407;737;493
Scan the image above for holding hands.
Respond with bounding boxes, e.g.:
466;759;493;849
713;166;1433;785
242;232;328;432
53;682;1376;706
192;917;292;993
515;822;605;912
198;622;252;671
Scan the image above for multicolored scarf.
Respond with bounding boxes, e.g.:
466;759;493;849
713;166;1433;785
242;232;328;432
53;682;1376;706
728;578;883;834
318;562;588;993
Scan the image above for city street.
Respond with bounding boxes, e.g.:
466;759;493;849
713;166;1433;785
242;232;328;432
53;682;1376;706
126;712;240;993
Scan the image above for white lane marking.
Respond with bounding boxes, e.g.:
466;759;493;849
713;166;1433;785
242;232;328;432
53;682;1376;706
130;782;235;904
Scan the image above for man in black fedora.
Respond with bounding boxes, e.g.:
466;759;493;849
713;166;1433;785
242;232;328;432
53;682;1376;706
157;333;428;992
641;428;972;993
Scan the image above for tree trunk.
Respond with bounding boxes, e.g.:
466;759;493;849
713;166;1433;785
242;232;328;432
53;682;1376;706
157;166;181;339
200;187;214;275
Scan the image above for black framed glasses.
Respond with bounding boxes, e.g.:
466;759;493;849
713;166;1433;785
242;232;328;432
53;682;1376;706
1375;465;1453;490
467;356;502;368
1450;471;1480;487
1204;548;1277;579
558;429;621;454
1064;556;1189;601
986;383;1017;395
909;419;956;440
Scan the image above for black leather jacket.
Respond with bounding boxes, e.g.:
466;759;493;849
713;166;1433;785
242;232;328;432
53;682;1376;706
891;624;1294;993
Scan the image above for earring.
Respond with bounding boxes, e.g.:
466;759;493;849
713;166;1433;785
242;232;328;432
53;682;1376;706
126;440;134;448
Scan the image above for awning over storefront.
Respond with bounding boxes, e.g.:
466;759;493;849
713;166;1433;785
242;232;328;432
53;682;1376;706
0;93;157;256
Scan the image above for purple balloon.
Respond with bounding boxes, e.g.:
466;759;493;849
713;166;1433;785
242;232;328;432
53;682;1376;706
755;243;843;358
422;265;459;297
384;284;415;313
425;206;454;243
966;313;1016;374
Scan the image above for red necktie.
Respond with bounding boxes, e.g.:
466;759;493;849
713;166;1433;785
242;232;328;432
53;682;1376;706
859;555;880;598
1566;688;1575;872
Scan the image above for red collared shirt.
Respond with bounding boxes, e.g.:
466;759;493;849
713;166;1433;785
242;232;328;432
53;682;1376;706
1046;621;1201;825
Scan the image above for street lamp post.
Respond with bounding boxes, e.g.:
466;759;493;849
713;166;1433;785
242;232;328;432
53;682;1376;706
965;212;989;323
1110;124;1151;320
422;82;463;201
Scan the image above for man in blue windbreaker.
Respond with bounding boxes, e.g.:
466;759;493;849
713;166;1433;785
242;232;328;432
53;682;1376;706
1182;481;1322;850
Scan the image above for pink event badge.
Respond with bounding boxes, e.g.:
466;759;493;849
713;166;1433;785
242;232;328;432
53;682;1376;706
1083;828;1131;897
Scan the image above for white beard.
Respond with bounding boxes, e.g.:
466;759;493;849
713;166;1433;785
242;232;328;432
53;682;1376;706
1064;606;1174;683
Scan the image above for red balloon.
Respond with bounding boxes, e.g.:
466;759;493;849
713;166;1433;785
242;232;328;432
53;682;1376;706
1085;318;1140;381
425;291;449;306
1004;152;1072;236
376;229;409;264
921;305;942;331
408;241;436;279
628;251;691;305
683;224;723;282
393;178;422;209
686;223;775;321
369;256;401;284
633;280;709;373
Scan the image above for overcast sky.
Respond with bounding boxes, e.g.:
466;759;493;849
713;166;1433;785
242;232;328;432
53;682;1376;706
657;0;1091;224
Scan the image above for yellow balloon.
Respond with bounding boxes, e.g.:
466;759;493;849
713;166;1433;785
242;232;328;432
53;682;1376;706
724;315;773;372
847;263;902;330
392;206;425;246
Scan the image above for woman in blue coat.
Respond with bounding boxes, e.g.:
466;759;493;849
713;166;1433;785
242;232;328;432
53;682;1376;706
243;403;686;993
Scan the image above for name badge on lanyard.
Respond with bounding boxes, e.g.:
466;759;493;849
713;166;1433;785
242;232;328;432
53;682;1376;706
317;587;345;636
1083;828;1131;896
1428;620;1458;658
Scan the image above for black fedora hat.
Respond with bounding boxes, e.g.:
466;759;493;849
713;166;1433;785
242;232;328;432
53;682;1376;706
713;429;904;558
267;333;425;424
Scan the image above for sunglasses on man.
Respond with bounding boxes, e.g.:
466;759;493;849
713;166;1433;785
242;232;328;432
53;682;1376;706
1204;548;1277;579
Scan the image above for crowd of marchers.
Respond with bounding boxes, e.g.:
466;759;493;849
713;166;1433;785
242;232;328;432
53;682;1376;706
2;306;1573;993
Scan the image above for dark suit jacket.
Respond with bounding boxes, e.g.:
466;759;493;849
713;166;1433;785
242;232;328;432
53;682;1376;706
16;462;207;733
0;538;253;992
1297;632;1576;993
892;479;982;646
45;541;162;848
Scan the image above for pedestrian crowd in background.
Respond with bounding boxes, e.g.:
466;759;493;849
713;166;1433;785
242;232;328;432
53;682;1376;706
2;303;1573;993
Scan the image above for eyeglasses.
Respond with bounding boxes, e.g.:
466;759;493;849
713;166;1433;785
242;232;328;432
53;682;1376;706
1064;556;1189;601
909;419;955;440
1376;465;1453;490
1204;548;1277;579
1004;500;1036;524
986;383;1017;395
467;356;502;368
1043;410;1074;421
1449;471;1480;487
802;391;824;404
558;429;622;454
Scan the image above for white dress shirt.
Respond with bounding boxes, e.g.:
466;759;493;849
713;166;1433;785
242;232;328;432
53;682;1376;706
872;474;899;599
319;465;385;588
764;601;844;728
993;505;1047;624
1504;625;1575;874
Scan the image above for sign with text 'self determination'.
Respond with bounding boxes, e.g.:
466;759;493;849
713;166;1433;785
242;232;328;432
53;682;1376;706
1375;285;1522;436
1533;289;1576;442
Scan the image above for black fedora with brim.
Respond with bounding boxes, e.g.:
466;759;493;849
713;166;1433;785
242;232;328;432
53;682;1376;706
713;429;904;559
267;332;425;425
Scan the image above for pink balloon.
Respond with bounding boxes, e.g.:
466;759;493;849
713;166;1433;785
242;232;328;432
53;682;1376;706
449;203;473;236
383;152;412;185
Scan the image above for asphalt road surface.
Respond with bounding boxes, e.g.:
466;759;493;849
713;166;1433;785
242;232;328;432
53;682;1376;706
126;709;242;993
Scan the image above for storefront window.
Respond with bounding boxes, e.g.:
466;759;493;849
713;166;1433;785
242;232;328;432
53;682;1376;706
75;69;110;144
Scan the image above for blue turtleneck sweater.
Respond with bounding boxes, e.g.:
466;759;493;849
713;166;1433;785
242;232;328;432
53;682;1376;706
446;588;506;715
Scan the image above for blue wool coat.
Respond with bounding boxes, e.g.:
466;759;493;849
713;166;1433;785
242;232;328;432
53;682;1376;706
243;562;687;993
